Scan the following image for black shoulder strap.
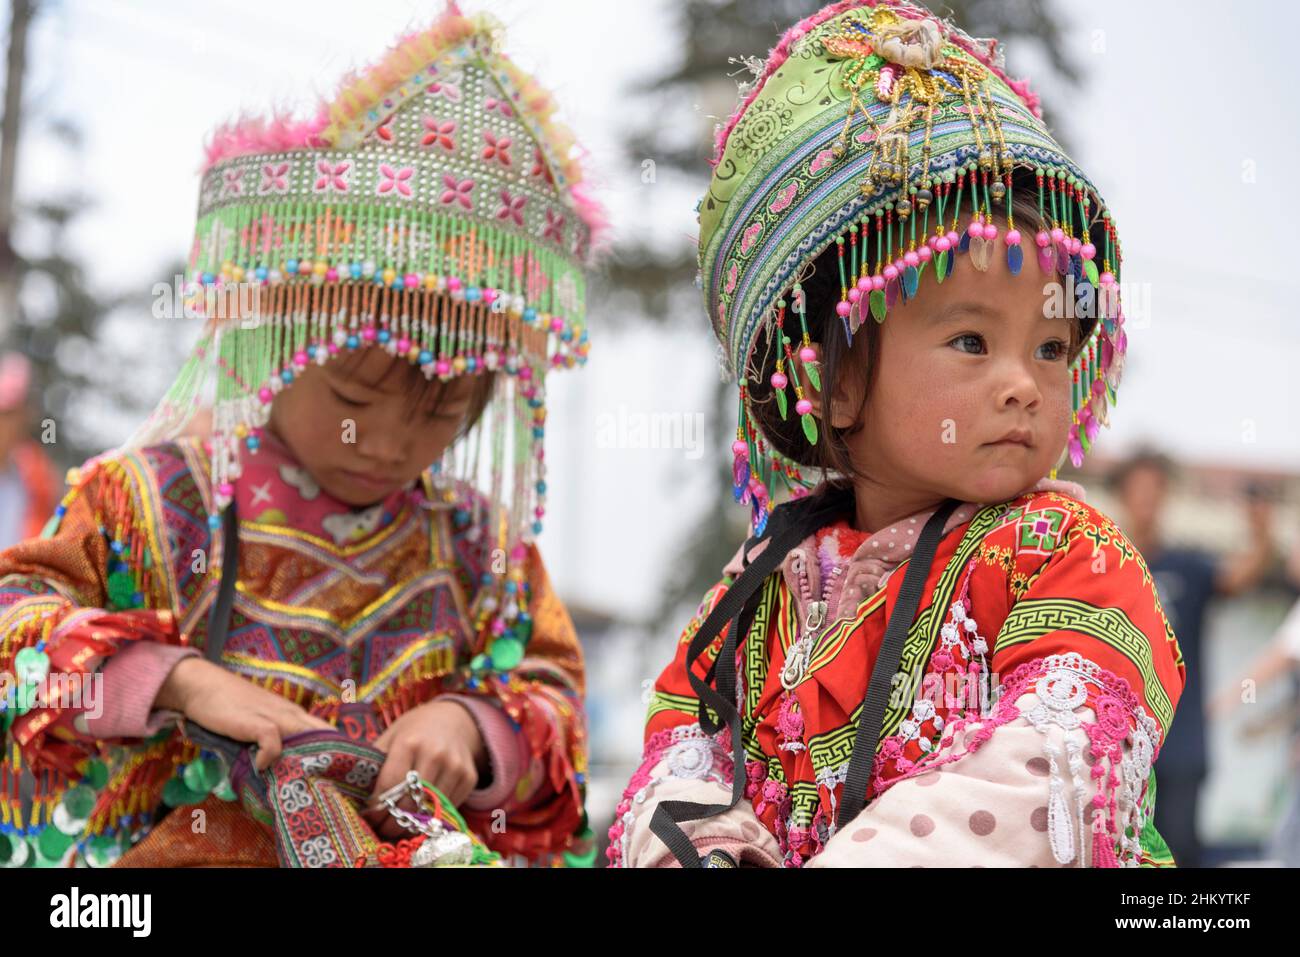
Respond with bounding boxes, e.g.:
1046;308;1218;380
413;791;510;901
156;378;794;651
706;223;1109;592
204;499;239;664
835;496;961;828
649;485;854;868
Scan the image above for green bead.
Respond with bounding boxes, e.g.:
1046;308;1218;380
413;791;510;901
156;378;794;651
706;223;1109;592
83;759;110;790
490;636;525;671
63;783;96;820
214;778;237;802
183;756;222;795
37;825;74;862
14;646;49;684
470;653;490;672
107;570;136;608
162;776;204;808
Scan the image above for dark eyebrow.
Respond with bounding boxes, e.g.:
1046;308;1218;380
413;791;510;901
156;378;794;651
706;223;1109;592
929;301;1001;324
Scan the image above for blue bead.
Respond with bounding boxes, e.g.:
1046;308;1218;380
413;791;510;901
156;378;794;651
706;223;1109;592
350;263;363;279
132;591;143;605
532;427;544;439
480;573;493;585
377;329;390;343
254;266;268;281
466;287;482;301
55;504;66;516
207;514;221;529
418;350;433;364
465;357;477;372
535;480;547;493
246;437;260;451
286;259;299;274
110;540;123;553
346;335;359;349
505;581;517;594
306;344;317;358
532;521;543;534
201;272;215;285
523;308;537;322
280;369;294;383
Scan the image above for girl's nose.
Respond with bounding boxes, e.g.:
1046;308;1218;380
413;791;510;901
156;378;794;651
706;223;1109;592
996;360;1042;410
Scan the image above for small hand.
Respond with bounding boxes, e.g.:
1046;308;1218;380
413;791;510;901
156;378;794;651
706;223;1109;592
156;657;334;772
365;700;488;839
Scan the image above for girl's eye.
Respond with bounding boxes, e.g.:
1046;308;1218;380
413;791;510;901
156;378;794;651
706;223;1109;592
331;389;366;408
1036;339;1068;361
949;333;986;355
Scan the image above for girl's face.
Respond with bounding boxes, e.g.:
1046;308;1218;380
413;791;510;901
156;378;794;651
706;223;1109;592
267;347;484;507
820;246;1073;508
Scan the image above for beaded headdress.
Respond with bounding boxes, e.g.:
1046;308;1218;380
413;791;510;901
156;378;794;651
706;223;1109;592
699;0;1126;534
81;3;602;633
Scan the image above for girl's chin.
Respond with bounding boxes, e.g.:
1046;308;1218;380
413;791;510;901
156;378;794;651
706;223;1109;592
957;465;1047;504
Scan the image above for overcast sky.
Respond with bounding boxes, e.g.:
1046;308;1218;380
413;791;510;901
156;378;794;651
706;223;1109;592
15;0;1300;617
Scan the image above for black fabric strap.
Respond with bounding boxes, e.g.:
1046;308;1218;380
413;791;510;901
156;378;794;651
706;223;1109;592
649;485;855;868
204;499;239;664
834;496;961;829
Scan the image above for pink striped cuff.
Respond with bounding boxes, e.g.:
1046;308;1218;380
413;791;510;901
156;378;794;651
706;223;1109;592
439;694;525;810
79;641;200;739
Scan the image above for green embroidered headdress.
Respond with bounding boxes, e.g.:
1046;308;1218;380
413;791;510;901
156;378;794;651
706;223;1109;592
700;0;1126;534
78;2;603;629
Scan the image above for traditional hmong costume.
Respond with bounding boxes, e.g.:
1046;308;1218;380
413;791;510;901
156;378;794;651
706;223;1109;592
0;2;601;868
609;0;1183;868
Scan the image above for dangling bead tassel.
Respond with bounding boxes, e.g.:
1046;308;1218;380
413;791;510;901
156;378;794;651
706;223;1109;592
732;381;751;504
869;209;887;323
791;282;820;394
783;335;819;446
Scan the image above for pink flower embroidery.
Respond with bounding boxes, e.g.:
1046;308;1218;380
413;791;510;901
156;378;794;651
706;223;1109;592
530;146;555;184
542;208;566;243
496;189;526;226
421;117;456;151
439;174;474;209
377;164;414;198
313;160;350;194
481;130;512;166
425;73;462;102
259;162;289;195
221;168;244;197
484;96;514;117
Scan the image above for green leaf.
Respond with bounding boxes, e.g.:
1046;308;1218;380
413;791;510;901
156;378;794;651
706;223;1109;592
801;412;819;445
869;289;886;322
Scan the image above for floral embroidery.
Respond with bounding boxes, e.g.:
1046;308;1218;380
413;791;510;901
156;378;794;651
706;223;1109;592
376;164;415;198
313;160;350;194
542;208;566;244
221;167;244;198
258;161;290;195
439;174;474;209
421;117;456;151
481;130;512;166
425;70;462;102
496;189;526;226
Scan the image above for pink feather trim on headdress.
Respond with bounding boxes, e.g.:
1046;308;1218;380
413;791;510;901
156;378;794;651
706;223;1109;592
710;0;1043;168
198;0;607;248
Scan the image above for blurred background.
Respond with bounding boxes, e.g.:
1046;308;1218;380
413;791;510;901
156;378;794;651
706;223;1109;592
1;0;1297;866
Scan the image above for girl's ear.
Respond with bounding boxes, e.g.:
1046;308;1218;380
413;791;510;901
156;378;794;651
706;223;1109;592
796;342;862;430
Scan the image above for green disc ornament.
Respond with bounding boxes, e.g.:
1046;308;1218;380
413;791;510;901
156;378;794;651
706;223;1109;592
14;646;49;684
489;636;524;671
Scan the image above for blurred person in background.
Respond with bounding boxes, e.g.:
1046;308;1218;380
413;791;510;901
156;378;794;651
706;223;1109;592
0;351;59;548
1112;448;1280;866
1211;537;1300;866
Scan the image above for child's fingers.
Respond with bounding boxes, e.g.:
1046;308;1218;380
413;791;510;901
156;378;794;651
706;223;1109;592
371;741;417;799
417;749;476;807
252;722;283;772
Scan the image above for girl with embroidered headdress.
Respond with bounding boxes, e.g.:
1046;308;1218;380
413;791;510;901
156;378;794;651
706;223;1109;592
609;0;1183;868
0;3;602;868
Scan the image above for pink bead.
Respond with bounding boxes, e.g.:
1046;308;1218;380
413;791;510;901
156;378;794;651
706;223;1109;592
510;545;528;561
327;342;340;355
1005;229;1021;246
1035;230;1050;248
926;234;939;248
883;264;899;280
856;275;871;292
1068;237;1081;254
482;288;498;304
293;350;308;366
361;326;377;342
550;317;565;333
1081;242;1096;260
903;250;919;267
871;274;886;291
799;346;816;363
848;288;861;303
982;222;998;241
916;245;932;261
325;267;339;282
770;372;788;389
946;230;959;247
1100;271;1115;285
1050;227;1064;243
795;398;813;415
935;236;951;252
435;359;451;375
836;300;852;317
258;387;273;403
396;338;411;353
447;276;462;292
534;506;545;519
218;482;234;498
403;273;419;289
966;220;983;238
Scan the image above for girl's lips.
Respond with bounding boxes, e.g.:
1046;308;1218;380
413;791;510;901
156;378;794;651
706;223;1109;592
341;468;394;490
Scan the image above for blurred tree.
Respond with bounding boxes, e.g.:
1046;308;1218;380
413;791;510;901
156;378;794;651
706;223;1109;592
601;0;1081;618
